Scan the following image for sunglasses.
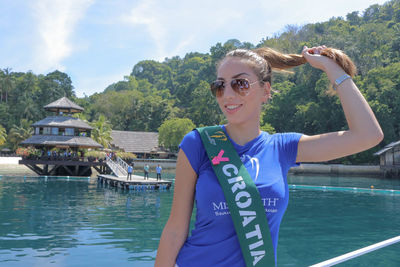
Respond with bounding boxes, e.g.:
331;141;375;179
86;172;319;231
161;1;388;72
210;78;260;97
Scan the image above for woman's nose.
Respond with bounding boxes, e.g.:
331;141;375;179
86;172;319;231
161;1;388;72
223;82;236;98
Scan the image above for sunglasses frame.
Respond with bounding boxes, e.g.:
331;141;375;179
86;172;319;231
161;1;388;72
210;78;261;97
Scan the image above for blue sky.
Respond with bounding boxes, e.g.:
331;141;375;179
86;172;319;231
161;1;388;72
0;0;388;97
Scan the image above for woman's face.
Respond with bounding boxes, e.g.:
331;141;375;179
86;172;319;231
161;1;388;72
215;57;270;126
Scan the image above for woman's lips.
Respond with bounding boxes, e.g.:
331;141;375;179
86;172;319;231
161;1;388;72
225;104;242;114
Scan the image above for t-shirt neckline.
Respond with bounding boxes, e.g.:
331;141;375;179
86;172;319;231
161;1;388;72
220;125;267;152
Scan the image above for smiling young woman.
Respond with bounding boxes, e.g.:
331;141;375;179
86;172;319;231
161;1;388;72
155;45;383;267
214;56;270;145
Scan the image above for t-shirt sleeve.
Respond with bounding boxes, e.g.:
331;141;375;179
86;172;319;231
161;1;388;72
279;132;303;167
179;130;204;175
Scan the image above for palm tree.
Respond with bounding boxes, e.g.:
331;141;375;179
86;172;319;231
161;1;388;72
72;112;88;121
0;124;7;146
8;119;33;150
90;115;113;149
0;70;4;102
2;68;14;103
22;98;39;122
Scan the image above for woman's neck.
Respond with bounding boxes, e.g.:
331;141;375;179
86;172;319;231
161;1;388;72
225;122;261;146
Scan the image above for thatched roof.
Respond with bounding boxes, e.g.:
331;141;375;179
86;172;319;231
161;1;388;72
21;135;102;148
32;116;93;130
111;130;159;153
44;97;84;113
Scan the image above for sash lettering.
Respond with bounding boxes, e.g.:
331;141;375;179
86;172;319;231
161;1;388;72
197;126;275;266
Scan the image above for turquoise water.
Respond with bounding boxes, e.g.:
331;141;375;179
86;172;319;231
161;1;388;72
0;173;399;266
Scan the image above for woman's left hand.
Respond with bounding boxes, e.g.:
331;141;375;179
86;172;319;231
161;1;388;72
302;45;338;72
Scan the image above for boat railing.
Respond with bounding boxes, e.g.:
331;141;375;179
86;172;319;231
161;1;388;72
310;235;400;266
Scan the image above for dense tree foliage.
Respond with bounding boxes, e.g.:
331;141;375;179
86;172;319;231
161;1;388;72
90;114;113;149
158;118;195;152
0;69;75;131
0;124;6;146
1;0;400;164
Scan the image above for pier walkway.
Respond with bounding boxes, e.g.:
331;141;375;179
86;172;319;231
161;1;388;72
97;174;172;191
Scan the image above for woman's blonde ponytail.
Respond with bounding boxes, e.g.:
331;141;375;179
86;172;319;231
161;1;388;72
253;47;357;77
320;48;357;77
253;47;307;71
222;46;357;90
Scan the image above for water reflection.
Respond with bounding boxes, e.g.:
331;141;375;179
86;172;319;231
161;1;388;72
0;174;398;266
0;176;172;266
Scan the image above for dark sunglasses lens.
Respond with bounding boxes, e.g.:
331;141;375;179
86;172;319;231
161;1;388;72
210;81;224;96
231;79;250;95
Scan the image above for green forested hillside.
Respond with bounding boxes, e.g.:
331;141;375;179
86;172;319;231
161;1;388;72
1;0;400;164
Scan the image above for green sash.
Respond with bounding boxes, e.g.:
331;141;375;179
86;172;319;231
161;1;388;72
196;126;275;267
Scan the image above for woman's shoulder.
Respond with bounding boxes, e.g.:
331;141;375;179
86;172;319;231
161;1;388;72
179;129;208;175
182;129;201;142
268;131;302;138
265;132;303;144
180;129;205;154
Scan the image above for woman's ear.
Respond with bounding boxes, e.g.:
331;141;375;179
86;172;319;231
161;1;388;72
262;82;271;103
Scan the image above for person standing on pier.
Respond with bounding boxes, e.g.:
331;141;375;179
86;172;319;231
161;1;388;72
144;164;149;180
127;164;133;180
156;164;162;181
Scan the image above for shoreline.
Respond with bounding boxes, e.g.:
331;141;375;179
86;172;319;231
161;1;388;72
0;157;36;176
289;163;381;177
0;157;382;177
0;157;22;165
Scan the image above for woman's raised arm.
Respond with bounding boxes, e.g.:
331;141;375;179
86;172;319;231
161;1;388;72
296;46;384;163
155;149;197;267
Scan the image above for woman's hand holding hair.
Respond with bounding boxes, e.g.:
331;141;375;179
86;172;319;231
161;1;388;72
296;45;384;163
301;45;357;77
302;45;333;72
302;45;356;89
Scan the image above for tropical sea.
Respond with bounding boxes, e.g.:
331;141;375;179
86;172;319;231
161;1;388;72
0;165;399;267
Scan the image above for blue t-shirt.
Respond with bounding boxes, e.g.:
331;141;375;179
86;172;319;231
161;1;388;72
156;166;162;174
176;125;302;267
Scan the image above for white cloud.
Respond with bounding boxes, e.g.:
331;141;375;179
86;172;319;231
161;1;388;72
120;0;389;62
122;0;167;60
121;0;245;60
30;0;94;72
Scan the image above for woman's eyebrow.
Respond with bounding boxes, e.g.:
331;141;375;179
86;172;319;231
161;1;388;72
217;72;250;80
232;72;250;78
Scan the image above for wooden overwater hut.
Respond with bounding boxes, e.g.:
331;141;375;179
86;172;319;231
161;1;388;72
374;140;400;178
110;130;175;159
19;97;111;176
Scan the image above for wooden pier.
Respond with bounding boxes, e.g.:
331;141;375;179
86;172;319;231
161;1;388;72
97;174;172;190
19;158;111;176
